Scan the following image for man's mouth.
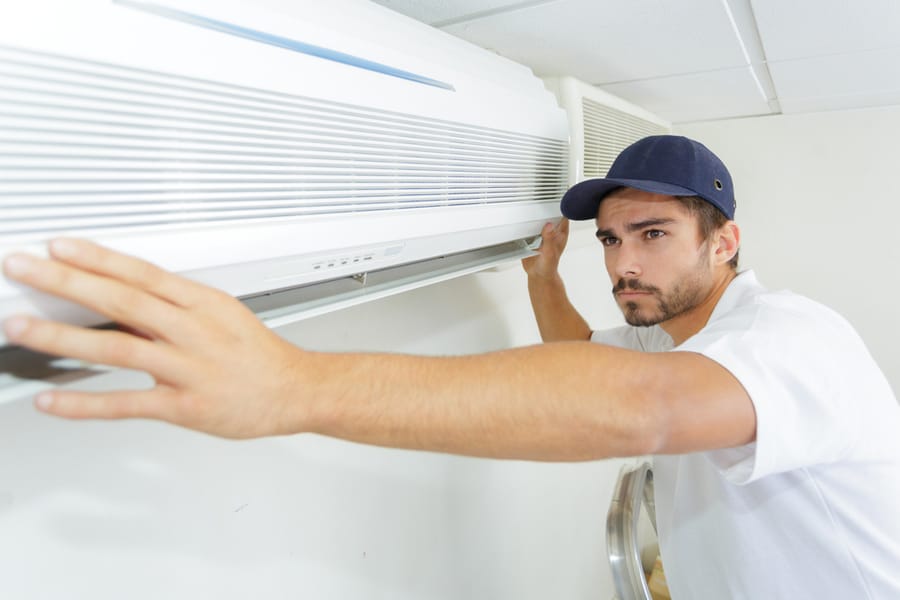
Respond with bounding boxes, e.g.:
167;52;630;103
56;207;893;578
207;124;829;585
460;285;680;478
613;278;659;297
616;290;652;298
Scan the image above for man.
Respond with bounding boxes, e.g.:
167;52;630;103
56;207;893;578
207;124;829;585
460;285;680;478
3;135;899;598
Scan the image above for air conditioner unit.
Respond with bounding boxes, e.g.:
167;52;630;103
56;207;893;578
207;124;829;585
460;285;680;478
0;0;569;348
542;76;669;187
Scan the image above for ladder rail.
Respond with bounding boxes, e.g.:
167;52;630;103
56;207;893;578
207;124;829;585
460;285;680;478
606;461;656;600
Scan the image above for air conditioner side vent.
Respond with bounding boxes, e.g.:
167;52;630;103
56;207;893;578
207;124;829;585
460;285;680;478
581;96;668;179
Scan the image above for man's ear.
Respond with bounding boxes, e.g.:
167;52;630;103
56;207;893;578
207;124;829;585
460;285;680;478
713;222;740;266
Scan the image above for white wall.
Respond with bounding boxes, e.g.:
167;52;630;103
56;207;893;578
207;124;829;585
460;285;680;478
676;105;900;395
0;234;632;600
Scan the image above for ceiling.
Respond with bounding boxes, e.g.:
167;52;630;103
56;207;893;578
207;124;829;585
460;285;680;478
371;0;900;124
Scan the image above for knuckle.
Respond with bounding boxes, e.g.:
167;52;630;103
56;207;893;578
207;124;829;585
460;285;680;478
98;331;139;365
115;393;146;419
208;289;250;321
101;287;145;322
24;320;74;357
169;390;209;425
30;319;62;348
47;261;73;290
100;294;128;322
136;261;164;288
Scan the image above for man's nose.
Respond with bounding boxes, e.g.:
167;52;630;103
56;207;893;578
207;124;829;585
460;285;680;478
614;243;642;279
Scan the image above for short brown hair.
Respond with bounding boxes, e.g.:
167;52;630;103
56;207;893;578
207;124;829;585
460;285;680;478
675;195;739;270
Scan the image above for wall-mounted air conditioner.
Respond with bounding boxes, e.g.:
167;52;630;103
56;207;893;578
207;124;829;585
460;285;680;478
0;0;569;347
542;76;669;187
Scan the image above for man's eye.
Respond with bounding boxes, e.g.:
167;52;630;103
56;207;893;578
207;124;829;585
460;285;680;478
598;236;619;247
645;230;665;240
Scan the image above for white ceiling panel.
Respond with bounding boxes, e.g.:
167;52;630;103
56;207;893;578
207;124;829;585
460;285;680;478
751;0;900;60
601;66;772;123
371;0;554;26
770;46;900;114
778;89;900;116
371;0;900;122
438;0;749;83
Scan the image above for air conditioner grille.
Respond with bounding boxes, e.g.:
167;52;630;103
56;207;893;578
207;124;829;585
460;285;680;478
0;45;568;243
581;96;667;179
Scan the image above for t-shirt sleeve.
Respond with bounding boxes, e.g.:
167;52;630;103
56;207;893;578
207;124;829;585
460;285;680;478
591;325;673;352
674;298;864;484
591;326;636;348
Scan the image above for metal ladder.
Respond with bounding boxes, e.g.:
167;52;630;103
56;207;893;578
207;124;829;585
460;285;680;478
606;461;657;600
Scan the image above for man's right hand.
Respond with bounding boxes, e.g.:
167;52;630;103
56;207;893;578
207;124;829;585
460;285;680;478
521;218;570;279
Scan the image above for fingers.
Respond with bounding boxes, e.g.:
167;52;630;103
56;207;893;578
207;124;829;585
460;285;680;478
34;387;174;422
34;386;254;439
2;315;188;378
46;238;212;308
552;218;569;242
538;220;569;253
3;250;193;342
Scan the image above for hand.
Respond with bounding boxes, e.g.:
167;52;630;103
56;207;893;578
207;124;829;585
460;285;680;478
2;239;307;438
521;218;569;280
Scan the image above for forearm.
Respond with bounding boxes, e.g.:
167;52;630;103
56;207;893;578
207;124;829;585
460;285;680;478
527;273;592;342
297;342;660;461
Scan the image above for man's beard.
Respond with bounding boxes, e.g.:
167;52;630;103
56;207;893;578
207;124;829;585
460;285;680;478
613;266;709;327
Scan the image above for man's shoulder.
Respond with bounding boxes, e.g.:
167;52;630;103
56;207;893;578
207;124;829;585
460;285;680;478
689;277;873;374
714;281;855;339
704;270;851;337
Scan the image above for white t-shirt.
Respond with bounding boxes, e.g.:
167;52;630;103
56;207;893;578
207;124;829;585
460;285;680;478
592;270;900;599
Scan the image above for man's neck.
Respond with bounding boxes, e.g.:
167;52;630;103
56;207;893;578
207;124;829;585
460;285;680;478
661;270;737;346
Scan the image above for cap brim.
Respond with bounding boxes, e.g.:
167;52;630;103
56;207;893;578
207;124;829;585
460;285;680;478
560;178;698;220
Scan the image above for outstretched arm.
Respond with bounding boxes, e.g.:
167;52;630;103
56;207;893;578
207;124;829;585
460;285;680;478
2;239;755;460
522;219;592;342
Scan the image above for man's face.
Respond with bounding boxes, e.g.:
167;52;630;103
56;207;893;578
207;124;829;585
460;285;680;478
595;189;714;327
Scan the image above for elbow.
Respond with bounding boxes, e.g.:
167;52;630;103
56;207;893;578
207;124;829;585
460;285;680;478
573;388;669;460
634;394;672;456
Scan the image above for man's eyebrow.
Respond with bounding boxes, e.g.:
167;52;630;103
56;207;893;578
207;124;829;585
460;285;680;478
625;218;676;232
595;218;677;239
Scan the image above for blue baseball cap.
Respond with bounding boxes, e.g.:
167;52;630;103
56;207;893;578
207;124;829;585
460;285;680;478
560;135;736;220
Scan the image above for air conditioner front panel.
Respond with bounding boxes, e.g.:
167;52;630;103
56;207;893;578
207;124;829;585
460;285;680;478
0;42;566;245
0;0;569;346
0;0;566;137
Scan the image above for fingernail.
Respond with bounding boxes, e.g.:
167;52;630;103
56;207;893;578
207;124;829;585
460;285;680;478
3;316;30;340
35;392;54;411
49;238;79;258
2;254;33;277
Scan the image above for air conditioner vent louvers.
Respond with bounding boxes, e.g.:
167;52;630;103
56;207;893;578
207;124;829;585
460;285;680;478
581;96;667;178
0;45;568;243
